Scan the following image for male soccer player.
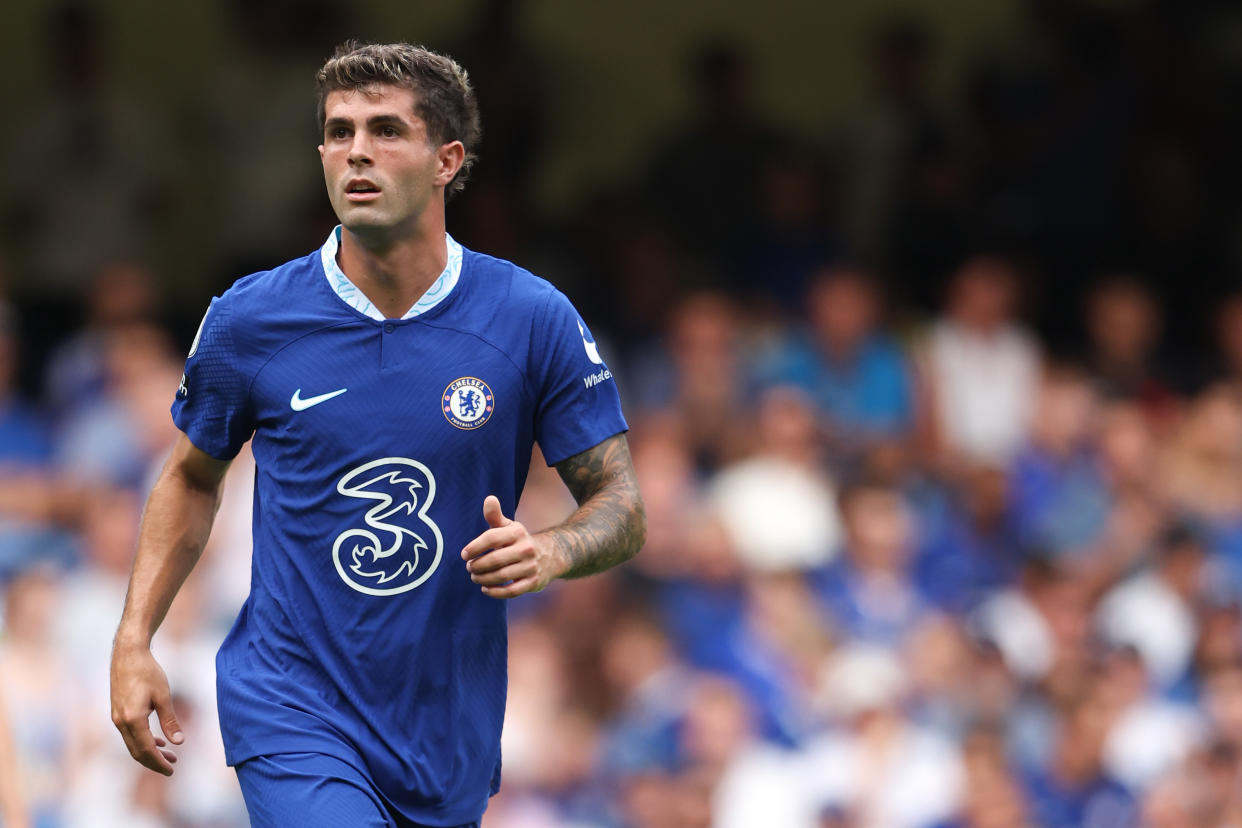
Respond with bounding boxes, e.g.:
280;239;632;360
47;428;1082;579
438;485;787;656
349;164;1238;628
110;41;645;827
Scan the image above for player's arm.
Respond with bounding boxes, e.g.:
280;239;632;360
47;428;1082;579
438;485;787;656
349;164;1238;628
110;433;230;776
461;432;645;598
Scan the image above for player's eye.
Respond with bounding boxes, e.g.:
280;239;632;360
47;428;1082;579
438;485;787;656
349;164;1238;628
379;126;399;138
330;128;350;140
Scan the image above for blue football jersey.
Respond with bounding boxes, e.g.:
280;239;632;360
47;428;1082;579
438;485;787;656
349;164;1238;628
171;230;627;824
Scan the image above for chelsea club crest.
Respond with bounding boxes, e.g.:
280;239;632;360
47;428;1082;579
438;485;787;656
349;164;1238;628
442;377;495;430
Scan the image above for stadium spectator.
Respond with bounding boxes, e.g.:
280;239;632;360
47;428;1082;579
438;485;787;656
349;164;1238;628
3;2;170;303
915;464;1024;614
53;321;181;490
812;477;927;646
837;17;953;276
1082;276;1177;411
1096;645;1205;792
1096;524;1209;690
1007;365;1110;557
801;644;964;828
933;725;1033;828
0;566;85;826
1212;291;1242;392
1021;688;1137;828
740;146;838;311
0;302;72;576
708;386;840;572
920;255;1041;471
1156;386;1242;577
641;40;788;278
627;291;756;475
759;266;916;462
41;259;163;425
0;691;29;828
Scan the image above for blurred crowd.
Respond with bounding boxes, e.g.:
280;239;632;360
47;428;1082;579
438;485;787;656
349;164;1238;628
4;0;1242;827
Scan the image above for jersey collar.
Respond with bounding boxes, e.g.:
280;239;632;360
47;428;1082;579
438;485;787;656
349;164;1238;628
320;225;463;321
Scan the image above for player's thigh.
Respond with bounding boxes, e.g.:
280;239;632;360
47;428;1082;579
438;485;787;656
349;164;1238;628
235;751;394;828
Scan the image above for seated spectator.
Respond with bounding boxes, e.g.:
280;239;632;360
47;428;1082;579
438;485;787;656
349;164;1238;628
656;510;749;676
1008;365;1111;556
741;148;838;312
627;424;699;581
915;465;1025;614
661;539;830;743
759;266;915;461
1156;386;1242;587
1200;661;1242;753
1140;740;1242;828
803;644;964;828
493;616;614;827
626;292;757;476
932;725;1034;828
41;259;162;425
973;556;1090;685
1081;275;1177;412
1157;385;1242;523
708;386;841;572
1186;599;1242;695
0;306;49;466
597;608;694;782
0;566;85;827
812;478;928;646
903;614;989;737
1212;291;1242;394
0;304;73;575
0;691;28;828
1021;689;1137;828
640;40;788;274
1096;523;1209;690
919;255;1041;471
53;320;182;489
1096;646;1205;792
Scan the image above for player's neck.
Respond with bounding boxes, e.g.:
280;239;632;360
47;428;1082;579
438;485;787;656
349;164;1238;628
337;213;449;319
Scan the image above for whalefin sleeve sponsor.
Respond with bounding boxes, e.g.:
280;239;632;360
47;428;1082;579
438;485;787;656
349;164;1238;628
530;288;628;466
171;296;257;460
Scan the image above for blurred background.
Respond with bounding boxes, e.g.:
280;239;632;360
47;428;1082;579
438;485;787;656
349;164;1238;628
2;0;1242;825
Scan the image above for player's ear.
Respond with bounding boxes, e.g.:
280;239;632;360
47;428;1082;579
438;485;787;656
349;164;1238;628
435;141;466;187
318;144;326;160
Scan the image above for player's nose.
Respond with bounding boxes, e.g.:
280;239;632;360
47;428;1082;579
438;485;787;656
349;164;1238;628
347;136;373;166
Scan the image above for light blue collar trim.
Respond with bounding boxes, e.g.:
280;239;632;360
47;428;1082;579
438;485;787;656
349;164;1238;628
320;226;463;321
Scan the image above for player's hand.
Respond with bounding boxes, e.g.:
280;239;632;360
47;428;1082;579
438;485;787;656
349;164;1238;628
461;495;566;599
110;643;182;776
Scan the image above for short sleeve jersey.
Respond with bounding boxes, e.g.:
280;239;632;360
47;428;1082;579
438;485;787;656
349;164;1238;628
172;230;627;825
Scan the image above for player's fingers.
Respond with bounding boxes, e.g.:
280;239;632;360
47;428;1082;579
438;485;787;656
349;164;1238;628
480;578;539;599
466;545;531;575
482;495;511;529
118;719;175;776
461;525;520;560
471;559;537;587
153;688;184;746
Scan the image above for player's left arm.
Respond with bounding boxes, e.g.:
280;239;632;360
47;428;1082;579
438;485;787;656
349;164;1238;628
461;432;645;598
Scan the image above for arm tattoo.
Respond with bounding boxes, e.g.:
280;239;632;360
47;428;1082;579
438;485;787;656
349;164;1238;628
548;433;646;579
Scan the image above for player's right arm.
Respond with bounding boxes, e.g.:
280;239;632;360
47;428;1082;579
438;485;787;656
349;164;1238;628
110;433;230;776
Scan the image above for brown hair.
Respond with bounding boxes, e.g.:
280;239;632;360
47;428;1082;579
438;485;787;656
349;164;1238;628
316;40;481;197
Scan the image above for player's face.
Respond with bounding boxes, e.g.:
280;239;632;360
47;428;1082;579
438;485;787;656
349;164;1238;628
318;85;460;237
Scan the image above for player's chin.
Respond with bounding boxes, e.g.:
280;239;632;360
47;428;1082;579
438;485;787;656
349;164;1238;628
338;210;393;235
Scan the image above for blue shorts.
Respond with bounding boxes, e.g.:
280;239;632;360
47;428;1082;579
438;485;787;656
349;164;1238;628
235;752;482;828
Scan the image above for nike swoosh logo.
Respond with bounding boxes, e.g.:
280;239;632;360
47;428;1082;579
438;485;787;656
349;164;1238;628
291;387;348;411
577;321;603;365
